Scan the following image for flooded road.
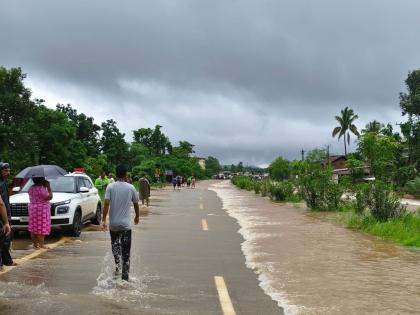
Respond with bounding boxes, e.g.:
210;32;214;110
0;183;281;315
210;181;420;314
3;180;420;314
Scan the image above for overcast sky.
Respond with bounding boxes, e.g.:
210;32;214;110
1;0;419;166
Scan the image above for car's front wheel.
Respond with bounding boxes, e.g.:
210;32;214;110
91;204;102;225
69;211;82;237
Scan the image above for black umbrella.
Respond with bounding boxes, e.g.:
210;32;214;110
15;165;67;179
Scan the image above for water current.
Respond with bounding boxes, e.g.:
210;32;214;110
209;181;420;315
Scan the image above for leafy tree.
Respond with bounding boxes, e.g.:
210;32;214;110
0;67;35;170
133;125;172;156
84;154;109;179
332;106;360;155
31;105;87;170
127;143;149;169
306;148;327;163
346;157;365;184
362;120;383;134
173;141;195;158
294;161;342;211
358;132;401;182
237;161;244;173
268;157;290;181
100;119;129;166
57;104;101;156
399;69;420;170
205;156;222;177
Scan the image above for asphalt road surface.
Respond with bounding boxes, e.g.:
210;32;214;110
0;181;282;315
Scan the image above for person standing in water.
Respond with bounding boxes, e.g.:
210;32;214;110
0;162;15;267
138;173;150;207
0;195;11;271
102;164;140;281
28;177;53;249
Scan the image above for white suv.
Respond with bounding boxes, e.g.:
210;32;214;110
10;173;102;236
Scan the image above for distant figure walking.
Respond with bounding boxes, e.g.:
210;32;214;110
191;176;196;189
28;177;53;249
138;174;150;207
172;176;177;190
102;164;140;281
176;175;182;190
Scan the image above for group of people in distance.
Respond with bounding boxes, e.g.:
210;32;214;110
95;171;150;207
172;175;196;190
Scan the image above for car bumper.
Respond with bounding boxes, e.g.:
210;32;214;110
11;216;71;231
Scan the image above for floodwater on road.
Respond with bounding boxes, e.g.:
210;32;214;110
210;181;420;315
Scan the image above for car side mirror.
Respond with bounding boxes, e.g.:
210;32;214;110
79;187;89;193
12;187;21;192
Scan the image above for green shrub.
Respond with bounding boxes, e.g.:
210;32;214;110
269;181;293;201
260;180;269;197
354;183;370;214
355;181;406;221
405;177;420;198
296;162;343;211
232;176;257;191
253;181;262;194
368;181;406;221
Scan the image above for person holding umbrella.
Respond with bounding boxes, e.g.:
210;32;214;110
28;177;53;249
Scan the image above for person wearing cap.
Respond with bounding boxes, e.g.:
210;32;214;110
0;162;15;267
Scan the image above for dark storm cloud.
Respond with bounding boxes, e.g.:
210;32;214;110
1;0;419;165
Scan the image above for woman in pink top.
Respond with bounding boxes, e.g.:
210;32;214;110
28;177;53;249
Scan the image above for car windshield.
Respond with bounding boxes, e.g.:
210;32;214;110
21;176;76;193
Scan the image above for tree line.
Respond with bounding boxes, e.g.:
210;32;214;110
0;66;222;180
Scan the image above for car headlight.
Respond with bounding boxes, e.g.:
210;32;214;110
54;200;71;206
56;206;70;214
54;200;71;214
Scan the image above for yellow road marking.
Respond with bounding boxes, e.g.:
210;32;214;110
201;219;209;231
214;276;237;315
0;237;71;276
200;204;204;210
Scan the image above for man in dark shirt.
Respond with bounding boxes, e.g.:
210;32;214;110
0;162;15;267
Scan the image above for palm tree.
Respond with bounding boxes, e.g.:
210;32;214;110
362;120;383;134
332;107;360;155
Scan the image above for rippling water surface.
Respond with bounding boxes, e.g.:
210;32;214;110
210;181;420;315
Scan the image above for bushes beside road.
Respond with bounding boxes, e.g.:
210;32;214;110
232;176;300;202
232;163;420;247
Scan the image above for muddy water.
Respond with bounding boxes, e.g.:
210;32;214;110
210;181;420;315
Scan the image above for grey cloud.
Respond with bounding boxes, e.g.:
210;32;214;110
1;0;419;165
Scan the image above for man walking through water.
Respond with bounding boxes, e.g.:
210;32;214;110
138;173;150;207
101;164;140;281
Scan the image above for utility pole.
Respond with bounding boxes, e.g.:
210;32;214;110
301;149;305;161
326;145;330;164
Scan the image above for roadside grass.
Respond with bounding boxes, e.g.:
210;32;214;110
233;176;420;247
340;210;420;247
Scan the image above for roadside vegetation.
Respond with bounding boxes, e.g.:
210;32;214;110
0;66;223;183
233;68;420;247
